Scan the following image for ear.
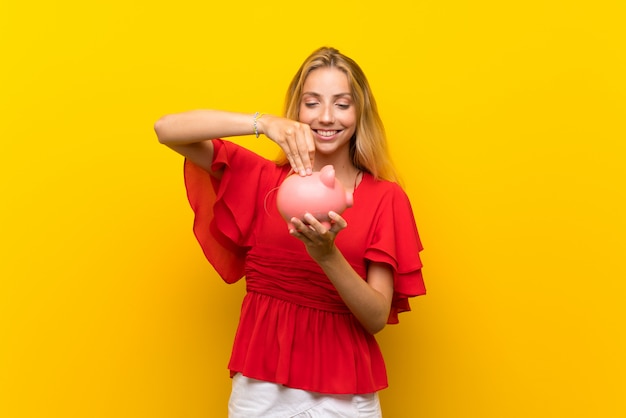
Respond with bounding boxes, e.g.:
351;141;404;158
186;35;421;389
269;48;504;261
319;165;335;188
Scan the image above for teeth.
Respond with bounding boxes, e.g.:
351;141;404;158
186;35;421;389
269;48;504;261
317;130;338;137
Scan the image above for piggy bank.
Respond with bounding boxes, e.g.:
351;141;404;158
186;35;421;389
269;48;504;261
276;165;354;229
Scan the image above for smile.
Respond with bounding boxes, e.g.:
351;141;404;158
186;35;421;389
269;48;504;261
315;129;342;137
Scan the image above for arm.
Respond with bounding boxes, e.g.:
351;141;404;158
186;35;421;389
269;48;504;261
290;212;394;334
154;110;316;177
154;110;259;176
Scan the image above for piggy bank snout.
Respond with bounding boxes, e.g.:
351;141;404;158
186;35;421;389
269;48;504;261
345;191;354;208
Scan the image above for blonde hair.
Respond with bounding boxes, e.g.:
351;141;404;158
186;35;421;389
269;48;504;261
279;47;399;183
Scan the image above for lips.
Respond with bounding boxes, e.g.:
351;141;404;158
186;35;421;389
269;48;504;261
314;129;343;139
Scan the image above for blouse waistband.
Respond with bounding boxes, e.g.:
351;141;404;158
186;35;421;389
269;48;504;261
244;253;352;313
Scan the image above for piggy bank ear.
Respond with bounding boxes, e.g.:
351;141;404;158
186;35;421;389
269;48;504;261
319;165;335;188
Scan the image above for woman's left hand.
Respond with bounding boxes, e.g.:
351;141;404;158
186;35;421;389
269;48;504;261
289;211;347;261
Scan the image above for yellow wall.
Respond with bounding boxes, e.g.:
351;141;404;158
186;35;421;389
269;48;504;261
1;1;624;417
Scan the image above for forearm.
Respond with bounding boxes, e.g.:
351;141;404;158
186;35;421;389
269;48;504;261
154;109;258;145
317;250;391;334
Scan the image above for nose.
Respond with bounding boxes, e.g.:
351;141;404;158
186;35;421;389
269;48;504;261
319;104;335;124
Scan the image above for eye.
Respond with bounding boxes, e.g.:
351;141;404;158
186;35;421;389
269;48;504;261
336;103;351;110
304;102;319;108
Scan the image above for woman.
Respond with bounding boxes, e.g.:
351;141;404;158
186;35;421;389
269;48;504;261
155;47;425;417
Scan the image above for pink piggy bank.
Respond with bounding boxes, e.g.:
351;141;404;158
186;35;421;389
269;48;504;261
276;165;354;229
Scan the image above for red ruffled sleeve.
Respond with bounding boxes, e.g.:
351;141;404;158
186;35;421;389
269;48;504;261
184;139;283;284
363;181;426;324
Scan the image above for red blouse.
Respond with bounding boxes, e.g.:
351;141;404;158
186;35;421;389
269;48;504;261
184;139;425;394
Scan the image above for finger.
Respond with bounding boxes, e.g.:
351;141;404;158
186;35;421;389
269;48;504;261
299;126;315;175
288;227;303;238
285;152;296;173
303;213;328;234
282;125;303;175
328;211;348;233
287;123;314;177
291;153;307;177
289;217;314;240
285;123;308;176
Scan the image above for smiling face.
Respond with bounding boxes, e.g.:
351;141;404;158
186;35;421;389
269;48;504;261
298;67;357;161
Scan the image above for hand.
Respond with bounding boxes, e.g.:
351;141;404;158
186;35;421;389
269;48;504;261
289;211;348;261
259;115;315;176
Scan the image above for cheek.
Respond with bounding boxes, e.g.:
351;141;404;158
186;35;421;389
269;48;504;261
342;111;357;129
298;105;312;123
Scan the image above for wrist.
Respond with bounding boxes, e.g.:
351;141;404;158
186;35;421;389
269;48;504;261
253;112;265;137
314;245;343;266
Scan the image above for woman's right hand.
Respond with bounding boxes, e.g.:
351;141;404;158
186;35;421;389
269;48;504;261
258;115;315;176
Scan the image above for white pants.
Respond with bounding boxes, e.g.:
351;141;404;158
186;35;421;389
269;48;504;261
228;374;382;417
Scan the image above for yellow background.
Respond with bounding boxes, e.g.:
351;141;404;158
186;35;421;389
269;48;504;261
1;1;625;417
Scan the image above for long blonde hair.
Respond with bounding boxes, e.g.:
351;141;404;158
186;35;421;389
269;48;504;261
279;47;399;183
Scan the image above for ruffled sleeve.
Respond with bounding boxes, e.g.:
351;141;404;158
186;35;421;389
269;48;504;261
363;182;426;324
184;139;283;284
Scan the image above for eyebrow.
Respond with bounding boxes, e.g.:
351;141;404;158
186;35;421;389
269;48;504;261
302;92;352;99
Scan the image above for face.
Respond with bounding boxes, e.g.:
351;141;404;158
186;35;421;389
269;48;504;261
299;67;357;158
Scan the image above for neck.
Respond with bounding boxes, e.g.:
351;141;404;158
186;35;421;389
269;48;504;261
314;155;355;174
314;158;361;193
